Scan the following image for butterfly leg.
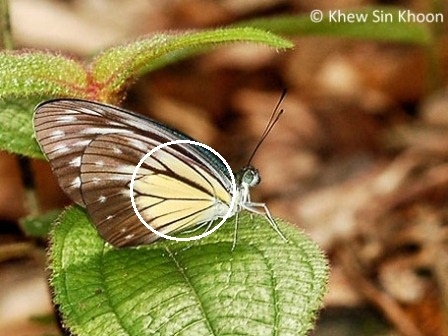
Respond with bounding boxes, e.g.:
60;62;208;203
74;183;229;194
181;219;215;235
243;202;288;242
246;194;255;222
231;211;240;252
201;219;216;235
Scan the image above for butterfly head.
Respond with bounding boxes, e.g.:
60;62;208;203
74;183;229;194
236;166;260;188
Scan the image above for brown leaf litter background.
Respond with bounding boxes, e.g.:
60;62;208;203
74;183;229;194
1;0;448;335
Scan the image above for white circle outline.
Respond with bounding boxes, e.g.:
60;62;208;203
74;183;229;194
130;140;237;241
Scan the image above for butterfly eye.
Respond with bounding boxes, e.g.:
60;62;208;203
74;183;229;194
241;166;261;187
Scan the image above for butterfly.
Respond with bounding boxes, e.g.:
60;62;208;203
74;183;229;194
33;95;286;248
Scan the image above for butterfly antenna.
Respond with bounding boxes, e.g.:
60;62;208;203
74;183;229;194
246;89;286;166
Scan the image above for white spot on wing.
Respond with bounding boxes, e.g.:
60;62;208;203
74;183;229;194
70;177;81;188
79;107;101;116
69;157;81;167
52;144;70;154
106;215;114;220
50;130;65;138
125;234;135;240
113;147;123;155
73;140;91;148
80;128;131;135
56;115;77;123
98;195;107;203
126;119;146;129
109;175;129;181
116;165;134;174
127;138;145;149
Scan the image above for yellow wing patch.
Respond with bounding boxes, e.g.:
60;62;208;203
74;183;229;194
132;148;232;235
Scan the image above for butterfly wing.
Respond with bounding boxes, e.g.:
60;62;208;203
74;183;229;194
34;99;232;247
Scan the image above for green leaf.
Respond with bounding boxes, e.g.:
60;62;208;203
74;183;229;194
20;209;61;238
0;51;88;99
241;6;433;45
0;97;44;158
50;206;328;336
91;28;293;101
